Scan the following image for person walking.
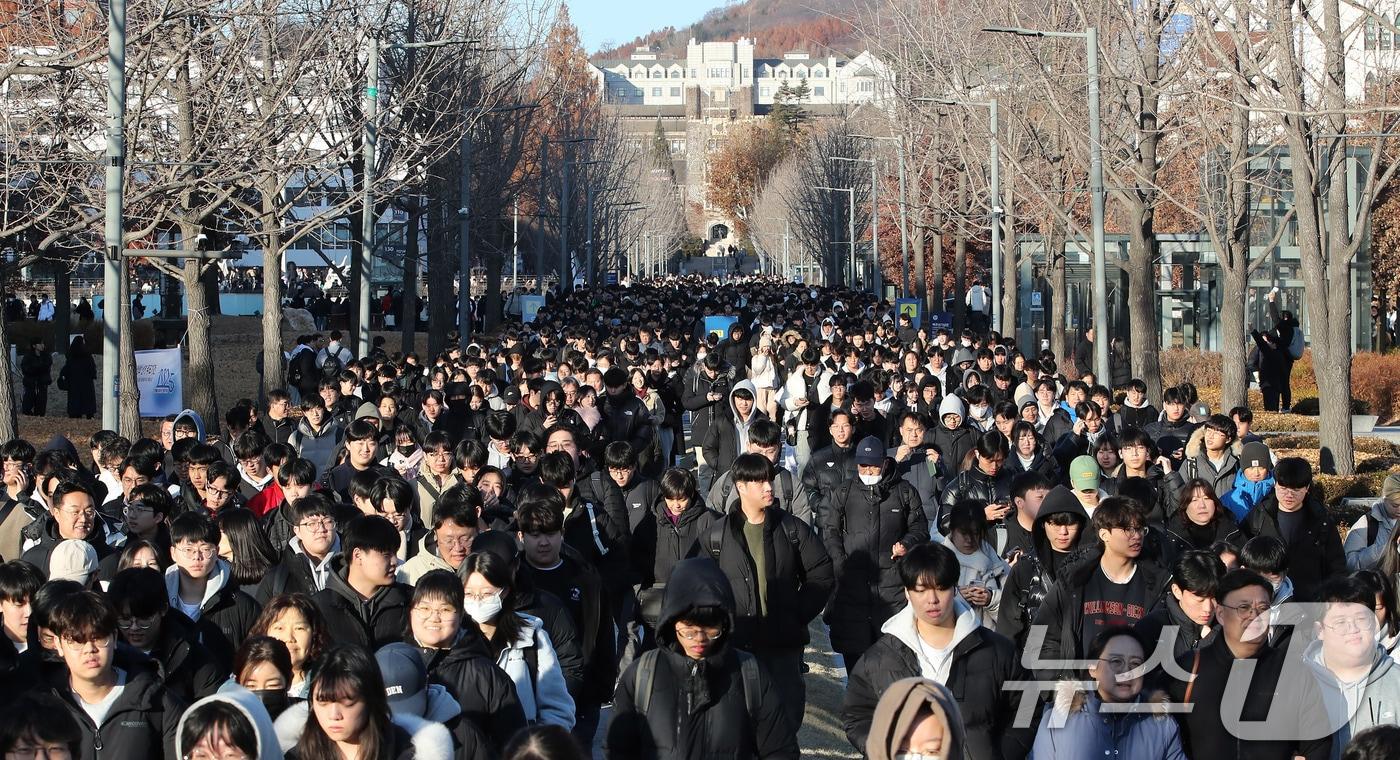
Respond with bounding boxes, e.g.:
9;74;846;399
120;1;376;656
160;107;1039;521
58;337;97;419
19;339;53;417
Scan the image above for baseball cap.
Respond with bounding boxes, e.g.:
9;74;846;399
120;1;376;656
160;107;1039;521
49;539;98;585
376;643;428;717
502;387;521;405
854;436;884;466
1069;455;1100;492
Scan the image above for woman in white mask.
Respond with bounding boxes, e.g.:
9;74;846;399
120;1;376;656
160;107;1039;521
460;551;576;729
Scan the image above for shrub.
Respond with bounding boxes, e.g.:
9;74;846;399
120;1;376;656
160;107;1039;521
1350;352;1400;423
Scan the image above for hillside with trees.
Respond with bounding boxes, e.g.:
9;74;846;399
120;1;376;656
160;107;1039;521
593;0;857;58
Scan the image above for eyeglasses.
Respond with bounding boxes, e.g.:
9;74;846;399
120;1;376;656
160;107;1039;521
9;744;73;759
184;747;251;760
59;507;97;519
463;590;501;603
1109;526;1146;536
412;605;459;620
1098;655;1146;672
438;534;474;549
1225;603;1272;618
60;635;113;650
117;614;161;631
175;544;217;559
205;486;233;499
676;626;723;642
1321;615;1377;633
296;518;335;532
123;503;154;516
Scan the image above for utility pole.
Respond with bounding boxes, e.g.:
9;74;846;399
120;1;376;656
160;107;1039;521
830;156;879;298
783;220;791;281
357;35;378;360
512;199;519;293
560;142;571;292
101;0;127;430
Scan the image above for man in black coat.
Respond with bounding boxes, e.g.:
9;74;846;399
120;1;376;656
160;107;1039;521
801;409;858;530
19;339;52;416
822;436;929;668
606;557;798;759
106;566;223;704
1240;457;1344;599
1072;326;1095;379
680;352;734;496
164;512;261;673
597;368;654;467
701;453;834;730
311;514;413;651
842;542;1018;760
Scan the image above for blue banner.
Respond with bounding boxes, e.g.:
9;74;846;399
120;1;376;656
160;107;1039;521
895;298;922;328
704;315;739;342
520;295;545;324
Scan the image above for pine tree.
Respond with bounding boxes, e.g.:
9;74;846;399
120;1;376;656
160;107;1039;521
650;116;671;170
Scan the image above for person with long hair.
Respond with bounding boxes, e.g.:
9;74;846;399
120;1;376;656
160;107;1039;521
282;643;408;759
217;508;279;586
58;335;98;420
1160;479;1242;569
460;551;575;728
1356;568;1400;658
249;594;331;699
176;688;283;760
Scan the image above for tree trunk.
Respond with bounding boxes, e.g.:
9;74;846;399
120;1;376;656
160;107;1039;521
118;261;141;438
930;213;944;319
400;200;420;354
54;263;71;357
1218;254;1250;412
1127;225;1165;402
1048;220;1067;362
347;189;366;345
261;193;285;399
426;182;453;356
0;307;16;442
911;171;927;310
183;255;220;436
1000;177;1017;337
162;270;180;318
484;228;504;333
953;171;967;334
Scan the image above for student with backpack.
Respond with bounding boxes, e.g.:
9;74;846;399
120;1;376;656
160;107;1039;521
701;453;833;730
605;557;798;759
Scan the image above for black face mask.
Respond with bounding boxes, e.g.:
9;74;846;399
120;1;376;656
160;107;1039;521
253;688;289;718
397;445;416;457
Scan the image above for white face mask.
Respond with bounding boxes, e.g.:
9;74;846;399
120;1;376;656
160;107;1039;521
859;473;882;486
697;352;708;362
464;593;503;624
970;405;990;419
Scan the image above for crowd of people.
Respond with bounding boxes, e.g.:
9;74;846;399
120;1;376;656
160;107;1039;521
0;274;1393;760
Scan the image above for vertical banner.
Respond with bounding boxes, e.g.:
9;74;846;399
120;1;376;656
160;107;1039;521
136;348;183;417
519;295;545;323
895;298;922;328
704;315;739;342
928;311;954;333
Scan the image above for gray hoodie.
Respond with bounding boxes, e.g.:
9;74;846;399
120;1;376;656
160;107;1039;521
177;682;284;759
729;378;762;454
1304;639;1400;758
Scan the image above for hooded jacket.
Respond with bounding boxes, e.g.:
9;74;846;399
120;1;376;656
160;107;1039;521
863;677;968;760
50;656;186;760
702;379;768;478
1029;546;1169;680
605;557;799;760
929;395;976;476
1031;683;1187;759
176;683;282;760
309;555;412;650
490;612;575;728
274;698;458;760
144;610;225;704
681;359;736;450
287;416;343;474
1304;640;1400;758
397;535;461;585
1002;487;1086;649
162;559;260;672
843;600;1015;760
822;465;930;654
1345;501;1398;571
414;627;527;753
1223;471;1275;523
632;495;722;591
19;514;112;578
173;408;206;442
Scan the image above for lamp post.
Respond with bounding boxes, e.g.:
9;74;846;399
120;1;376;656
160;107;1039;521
915;96;1001;331
983;25;1106;380
101;0;127;430
815;186;855;287
851;134;911;296
830;156;881;299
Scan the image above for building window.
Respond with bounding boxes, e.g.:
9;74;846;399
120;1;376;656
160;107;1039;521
1367;16;1378;49
670;87;681;96
760;86;770;97
813;86;824;96
652;87;662;97
708;67;729;78
858;79;874;92
670;138;685;154
740;65;748;79
1384;16;1394;50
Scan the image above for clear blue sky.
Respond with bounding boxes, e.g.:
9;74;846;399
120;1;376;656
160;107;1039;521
568;0;716;54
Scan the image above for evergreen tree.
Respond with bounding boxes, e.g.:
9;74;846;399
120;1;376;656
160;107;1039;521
650;116;671;171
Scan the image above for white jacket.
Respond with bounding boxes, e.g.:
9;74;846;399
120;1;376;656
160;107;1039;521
496;612;576;729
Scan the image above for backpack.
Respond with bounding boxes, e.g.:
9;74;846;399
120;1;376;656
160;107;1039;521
1286;327;1305;360
707;511;800;559
633;647;762;716
287;356;304;388
828;479;920;535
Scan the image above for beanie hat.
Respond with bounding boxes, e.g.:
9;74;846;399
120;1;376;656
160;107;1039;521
1240;441;1273;471
49;539;98;585
602;367;629;388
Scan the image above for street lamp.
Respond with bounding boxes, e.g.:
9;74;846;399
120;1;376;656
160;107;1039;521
915;96;1001;332
830;155;882;300
983;25;1107;381
851;134;911;297
815;186;855;287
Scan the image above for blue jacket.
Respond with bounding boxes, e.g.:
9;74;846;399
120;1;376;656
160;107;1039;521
1031;689;1187;760
1222;471;1274;523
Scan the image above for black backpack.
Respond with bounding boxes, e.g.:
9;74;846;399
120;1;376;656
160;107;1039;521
632;647;761;715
